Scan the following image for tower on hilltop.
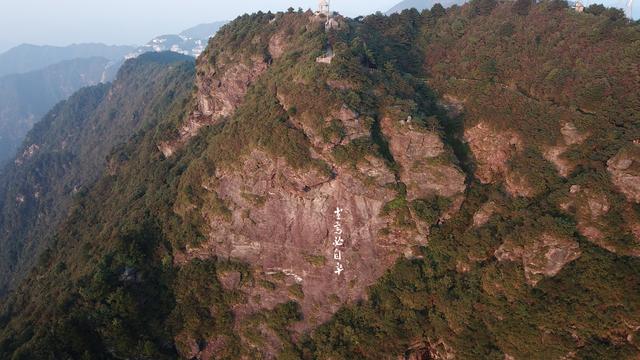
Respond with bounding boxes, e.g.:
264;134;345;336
319;0;331;17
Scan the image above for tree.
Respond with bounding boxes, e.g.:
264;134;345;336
513;0;533;15
431;3;447;18
471;0;498;16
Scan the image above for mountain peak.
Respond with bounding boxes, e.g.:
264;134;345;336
1;3;640;359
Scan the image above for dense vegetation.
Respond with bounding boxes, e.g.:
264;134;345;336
0;57;120;166
0;52;195;297
1;2;639;359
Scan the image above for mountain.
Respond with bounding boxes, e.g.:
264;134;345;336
1;3;639;359
126;21;228;59
0;52;194;297
0;43;134;77
0;41;15;54
386;0;467;14
0;23;223;166
0;57;120;166
125;34;209;59
179;21;228;39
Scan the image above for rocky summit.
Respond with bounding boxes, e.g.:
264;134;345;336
1;2;640;360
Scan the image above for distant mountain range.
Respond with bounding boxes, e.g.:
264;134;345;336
0;41;15;54
125;21;227;59
0;52;195;297
0;21;226;166
179;21;228;40
0;57;119;165
0;43;134;77
386;0;467;14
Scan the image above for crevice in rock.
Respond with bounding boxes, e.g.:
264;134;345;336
437;107;476;185
370;115;399;181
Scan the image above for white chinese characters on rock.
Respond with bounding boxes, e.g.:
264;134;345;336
333;207;346;276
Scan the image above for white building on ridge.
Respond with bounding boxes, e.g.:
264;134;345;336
318;0;331;17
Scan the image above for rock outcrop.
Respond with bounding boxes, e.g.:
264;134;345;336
473;201;498;227
608;146;640;203
176;149;401;329
495;233;581;286
561;184;640;257
464;121;530;196
399;339;456;360
159;55;269;157
543;122;589;177
382;117;466;201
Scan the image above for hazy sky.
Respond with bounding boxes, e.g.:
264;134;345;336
0;0;636;52
0;0;397;51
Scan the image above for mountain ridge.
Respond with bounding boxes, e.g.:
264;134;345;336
0;51;195;298
0;57;120;166
0;3;639;359
0;43;134;77
0;21;225;167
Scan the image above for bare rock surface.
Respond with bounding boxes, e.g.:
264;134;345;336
473;201;498;227
382;117;466;201
561;184;640;257
561;122;589;146
400;339;456;360
268;32;288;59
543;146;573;178
543;122;589;177
608;146;640;203
176;149;403;330
159;56;268;157
464;121;534;197
495;233;581;286
464;121;522;185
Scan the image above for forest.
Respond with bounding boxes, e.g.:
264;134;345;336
1;1;639;359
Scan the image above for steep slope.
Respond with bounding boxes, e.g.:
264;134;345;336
0;52;195;297
0;23;223;166
0;4;639;360
0;57;119;165
308;4;640;359
0;43;134;77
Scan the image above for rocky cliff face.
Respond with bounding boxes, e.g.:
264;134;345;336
608;146;640;204
177;148;399;329
543;122;589;177
159;56;268;157
162;11;469;354
463;121;531;196
382;116;465;201
159;7;640;357
2;5;640;360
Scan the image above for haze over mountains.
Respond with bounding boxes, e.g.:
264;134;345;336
0;21;225;166
0;44;134;77
179;21;228;39
0;57;120;166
